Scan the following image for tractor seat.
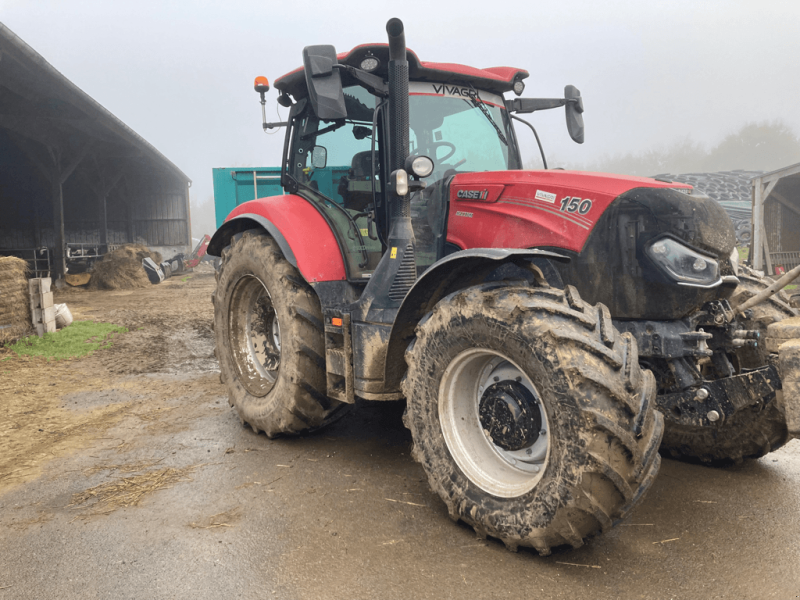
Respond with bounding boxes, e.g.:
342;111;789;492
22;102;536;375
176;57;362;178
349;151;376;180
339;151;380;212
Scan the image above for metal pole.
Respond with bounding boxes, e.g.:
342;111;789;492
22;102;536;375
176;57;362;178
52;175;66;279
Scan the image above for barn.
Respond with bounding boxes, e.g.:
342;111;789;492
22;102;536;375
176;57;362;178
0;22;191;281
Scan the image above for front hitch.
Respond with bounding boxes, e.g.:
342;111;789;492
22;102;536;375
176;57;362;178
655;365;782;427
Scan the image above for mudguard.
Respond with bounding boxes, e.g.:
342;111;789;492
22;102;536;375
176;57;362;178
383;248;569;391
207;195;346;283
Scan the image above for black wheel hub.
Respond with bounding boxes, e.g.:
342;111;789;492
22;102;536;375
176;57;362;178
478;381;541;451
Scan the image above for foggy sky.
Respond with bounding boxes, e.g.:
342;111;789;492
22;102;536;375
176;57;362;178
2;0;799;217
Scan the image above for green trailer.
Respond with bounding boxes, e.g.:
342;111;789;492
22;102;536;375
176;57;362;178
212;166;350;229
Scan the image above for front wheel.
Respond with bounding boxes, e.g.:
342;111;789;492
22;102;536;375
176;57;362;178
402;283;663;554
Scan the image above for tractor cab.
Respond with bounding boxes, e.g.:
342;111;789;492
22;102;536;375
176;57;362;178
271;44;527;280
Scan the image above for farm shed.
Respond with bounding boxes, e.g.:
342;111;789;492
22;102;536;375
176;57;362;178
751;162;800;275
0;22;191;280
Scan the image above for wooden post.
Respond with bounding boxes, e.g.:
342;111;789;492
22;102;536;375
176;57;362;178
761;178;778;273
752;177;763;270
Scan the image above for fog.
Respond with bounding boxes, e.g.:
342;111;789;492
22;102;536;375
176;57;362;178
2;0;799;237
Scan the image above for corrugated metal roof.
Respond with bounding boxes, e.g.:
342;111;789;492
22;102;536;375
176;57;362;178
0;21;190;183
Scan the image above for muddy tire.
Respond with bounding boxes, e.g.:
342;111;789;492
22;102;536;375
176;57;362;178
213;230;342;437
402;283;663;555
660;265;796;464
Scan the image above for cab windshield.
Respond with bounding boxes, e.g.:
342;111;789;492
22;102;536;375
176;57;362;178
407;82;520;274
408;82;520;180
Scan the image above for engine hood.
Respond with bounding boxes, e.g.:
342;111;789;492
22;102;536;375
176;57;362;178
446;169;738;320
446;169;695;253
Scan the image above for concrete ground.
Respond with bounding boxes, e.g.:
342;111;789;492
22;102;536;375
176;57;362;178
1;269;798;600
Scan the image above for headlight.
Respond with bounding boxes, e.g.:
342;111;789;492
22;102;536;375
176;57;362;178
407;155;434;178
646;237;721;287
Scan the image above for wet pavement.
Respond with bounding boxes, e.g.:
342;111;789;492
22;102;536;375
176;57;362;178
1;272;799;599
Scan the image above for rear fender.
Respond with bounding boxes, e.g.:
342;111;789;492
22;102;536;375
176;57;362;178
383;248;569;391
208;195;346;283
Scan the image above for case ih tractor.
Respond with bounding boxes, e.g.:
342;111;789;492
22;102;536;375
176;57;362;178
209;19;799;553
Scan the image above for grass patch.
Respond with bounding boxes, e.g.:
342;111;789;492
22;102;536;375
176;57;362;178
738;246;749;262
7;321;127;361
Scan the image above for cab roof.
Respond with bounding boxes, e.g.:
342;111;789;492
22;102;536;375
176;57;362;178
274;43;529;99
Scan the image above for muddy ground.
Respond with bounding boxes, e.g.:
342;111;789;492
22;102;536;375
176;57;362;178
1;269;799;599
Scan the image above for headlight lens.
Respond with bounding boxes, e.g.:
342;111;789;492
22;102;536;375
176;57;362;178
410;155;434;178
360;56;380;72
646;238;720;286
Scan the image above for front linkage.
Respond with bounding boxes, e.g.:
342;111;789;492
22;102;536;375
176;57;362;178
618;264;800;462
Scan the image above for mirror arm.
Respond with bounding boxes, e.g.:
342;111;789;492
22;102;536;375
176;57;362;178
263;121;289;132
511;115;547;170
333;64;389;97
505;97;566;114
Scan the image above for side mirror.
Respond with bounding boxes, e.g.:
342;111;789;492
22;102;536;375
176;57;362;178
311;146;328;169
564;85;584;144
302;45;347;120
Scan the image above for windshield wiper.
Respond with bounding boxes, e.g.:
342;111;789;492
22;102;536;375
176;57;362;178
466;83;508;147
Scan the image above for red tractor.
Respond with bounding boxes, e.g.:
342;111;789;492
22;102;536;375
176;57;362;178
209;19;798;554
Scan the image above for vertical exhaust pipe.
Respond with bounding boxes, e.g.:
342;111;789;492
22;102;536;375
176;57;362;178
386;17;409;196
379;17;416;306
357;18;416;313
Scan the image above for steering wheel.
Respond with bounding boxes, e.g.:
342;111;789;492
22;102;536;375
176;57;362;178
430;141;456;163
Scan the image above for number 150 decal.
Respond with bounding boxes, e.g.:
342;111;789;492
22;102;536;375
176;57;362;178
559;197;593;215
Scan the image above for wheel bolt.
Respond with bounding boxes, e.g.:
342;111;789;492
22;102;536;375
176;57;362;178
696;388;709;400
707;410;720;422
540;429;546;436
526;448;532;455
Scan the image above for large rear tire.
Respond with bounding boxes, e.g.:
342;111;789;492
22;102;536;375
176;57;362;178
402;283;663;554
213;231;342;437
659;265;796;464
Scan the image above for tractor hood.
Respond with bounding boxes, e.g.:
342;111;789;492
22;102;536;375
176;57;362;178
446;170;697;254
445;169;738;320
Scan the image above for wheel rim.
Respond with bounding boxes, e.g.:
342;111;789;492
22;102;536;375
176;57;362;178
439;349;550;498
228;275;281;396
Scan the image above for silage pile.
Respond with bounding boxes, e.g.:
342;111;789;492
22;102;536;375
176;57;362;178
89;244;163;291
0;256;31;343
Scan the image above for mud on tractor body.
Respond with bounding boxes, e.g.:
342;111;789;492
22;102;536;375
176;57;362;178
208;19;800;554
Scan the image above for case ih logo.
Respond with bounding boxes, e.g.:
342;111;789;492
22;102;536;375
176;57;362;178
457;189;488;200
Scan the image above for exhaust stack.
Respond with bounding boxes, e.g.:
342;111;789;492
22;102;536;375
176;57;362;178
358;18;416;312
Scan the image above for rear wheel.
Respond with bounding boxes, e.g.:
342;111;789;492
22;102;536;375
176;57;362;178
660;265;796;464
402;283;663;554
213;231;343;437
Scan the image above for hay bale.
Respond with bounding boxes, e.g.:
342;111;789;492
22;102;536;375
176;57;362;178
89;244;162;291
0;256;31;343
108;244;162;266
66;273;92;287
